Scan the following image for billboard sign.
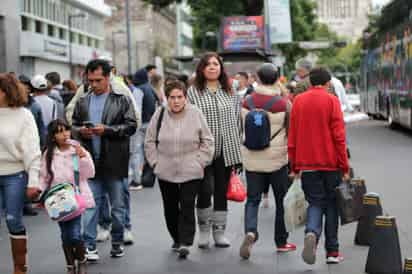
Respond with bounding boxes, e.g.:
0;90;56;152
266;0;293;44
221;16;265;52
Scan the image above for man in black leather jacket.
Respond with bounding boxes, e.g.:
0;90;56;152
72;59;137;261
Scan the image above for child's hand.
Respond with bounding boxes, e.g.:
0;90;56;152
75;145;87;158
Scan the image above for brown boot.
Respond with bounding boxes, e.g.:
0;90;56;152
10;234;28;274
73;242;87;274
62;245;76;274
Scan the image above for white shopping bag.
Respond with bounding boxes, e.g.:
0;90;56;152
283;179;308;232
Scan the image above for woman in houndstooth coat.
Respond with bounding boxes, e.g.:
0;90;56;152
187;52;243;249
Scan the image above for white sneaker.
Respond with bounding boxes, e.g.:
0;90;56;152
124;229;134;245
86;247;99;262
239;232;255;259
96;226;110;242
302;232;317;265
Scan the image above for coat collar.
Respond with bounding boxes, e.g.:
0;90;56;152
254;84;282;96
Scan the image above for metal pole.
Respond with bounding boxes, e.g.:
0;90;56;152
112;32;116;67
125;0;132;74
69;16;73;79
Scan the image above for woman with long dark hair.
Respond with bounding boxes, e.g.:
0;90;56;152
187;52;243;249
0;73;41;274
39;119;95;274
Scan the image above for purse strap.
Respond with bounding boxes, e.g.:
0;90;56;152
72;154;80;192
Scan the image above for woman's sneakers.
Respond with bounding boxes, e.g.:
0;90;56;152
326;252;344;264
302;232;317;265
178;246;190;259
239;232;256;259
85;247;99;262
110;244;125;258
277;243;297;253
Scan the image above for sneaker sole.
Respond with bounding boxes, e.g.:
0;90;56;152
302;233;316;265
198;243;210;249
277;247;297;253
239;234;254;259
111;252;125;258
326;257;343;264
178;248;189;259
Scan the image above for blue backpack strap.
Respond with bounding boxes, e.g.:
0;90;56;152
72;154;80;191
262;95;282;111
246;95;256;110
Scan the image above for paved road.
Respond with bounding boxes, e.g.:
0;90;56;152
1;120;411;274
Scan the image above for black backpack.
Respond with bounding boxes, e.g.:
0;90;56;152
244;95;283;150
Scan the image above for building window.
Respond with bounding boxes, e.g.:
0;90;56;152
88;37;93;47
59;28;65;40
47;24;54;37
35;20;42;33
21;16;29;31
70;32;75;43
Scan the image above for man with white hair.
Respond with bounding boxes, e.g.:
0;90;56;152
294;58;314;95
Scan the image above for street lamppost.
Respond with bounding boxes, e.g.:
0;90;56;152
112;30;126;68
68;13;86;80
125;0;132;74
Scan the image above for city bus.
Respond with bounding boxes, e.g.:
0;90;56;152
360;0;412;129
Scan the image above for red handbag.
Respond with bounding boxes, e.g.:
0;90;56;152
226;171;246;202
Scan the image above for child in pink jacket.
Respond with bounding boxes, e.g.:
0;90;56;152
39;119;95;274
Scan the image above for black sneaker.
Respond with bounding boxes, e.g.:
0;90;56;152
178;246;190;259
110;244;125;258
171;242;180;252
129;182;143;191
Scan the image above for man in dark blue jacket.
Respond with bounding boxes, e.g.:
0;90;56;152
131;68;159;189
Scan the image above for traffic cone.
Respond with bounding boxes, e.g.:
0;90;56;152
404;258;412;274
355;192;383;246
365;216;402;274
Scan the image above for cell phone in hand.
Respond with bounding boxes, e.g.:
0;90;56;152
83;121;95;128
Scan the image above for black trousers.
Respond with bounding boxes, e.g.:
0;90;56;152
197;156;232;211
158;179;199;246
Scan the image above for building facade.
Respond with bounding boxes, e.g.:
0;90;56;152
176;2;194;75
0;0;111;80
315;0;372;41
105;0;194;76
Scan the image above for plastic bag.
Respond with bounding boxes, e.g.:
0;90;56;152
283;178;308;232
226;171;246;202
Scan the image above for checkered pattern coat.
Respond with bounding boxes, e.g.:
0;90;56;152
187;86;242;167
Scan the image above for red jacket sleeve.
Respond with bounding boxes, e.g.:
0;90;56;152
288;103;298;173
330;97;349;174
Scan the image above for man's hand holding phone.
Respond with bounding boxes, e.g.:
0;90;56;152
80;121;95;139
92;124;105;136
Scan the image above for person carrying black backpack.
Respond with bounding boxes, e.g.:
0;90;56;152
239;63;296;260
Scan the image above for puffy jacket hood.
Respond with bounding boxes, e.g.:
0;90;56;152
133;69;148;86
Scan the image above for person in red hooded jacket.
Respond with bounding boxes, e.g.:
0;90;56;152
288;67;350;266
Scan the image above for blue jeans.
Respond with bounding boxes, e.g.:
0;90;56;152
0;172;27;235
128;126;145;184
83;176;126;248
58;216;82;245
98;179;131;230
244;166;289;246
301;171;341;253
123;178;131;230
98;195;111;230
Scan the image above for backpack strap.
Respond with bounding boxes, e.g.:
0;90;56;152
155;107;165;148
71;154;80;193
246;96;256;110
262;95;282;111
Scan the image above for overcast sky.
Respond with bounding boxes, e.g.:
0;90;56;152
372;0;391;7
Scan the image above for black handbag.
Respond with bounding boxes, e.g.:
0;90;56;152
141;107;165;188
336;178;367;225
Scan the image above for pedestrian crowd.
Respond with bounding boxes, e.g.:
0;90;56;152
0;52;352;274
